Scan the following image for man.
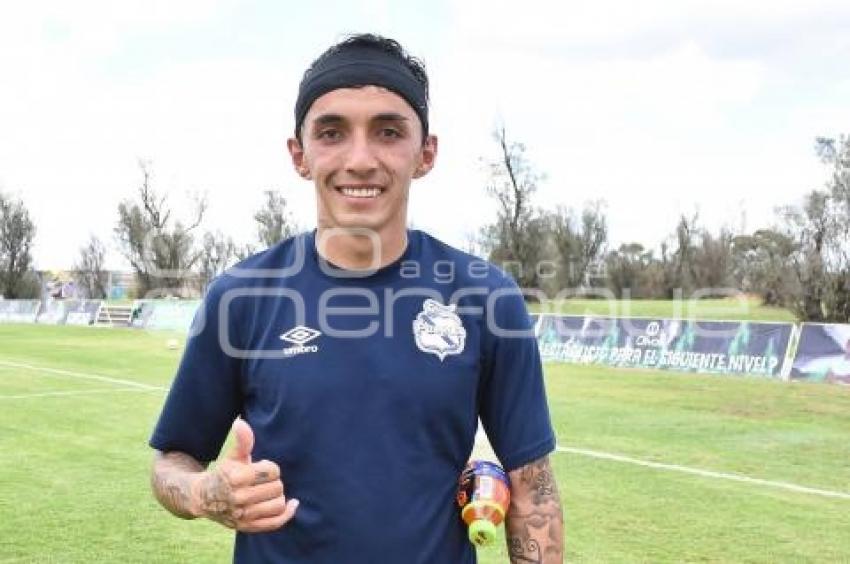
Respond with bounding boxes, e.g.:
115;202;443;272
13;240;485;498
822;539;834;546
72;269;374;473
149;34;564;563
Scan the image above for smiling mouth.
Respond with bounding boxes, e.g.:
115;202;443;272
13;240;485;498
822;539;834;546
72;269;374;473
336;186;384;199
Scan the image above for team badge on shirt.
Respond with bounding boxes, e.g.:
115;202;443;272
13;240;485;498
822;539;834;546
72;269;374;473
413;299;467;361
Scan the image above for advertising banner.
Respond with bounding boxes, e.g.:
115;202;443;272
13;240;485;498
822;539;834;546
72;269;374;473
790;323;850;385
36;300;69;324
0;300;41;323
145;300;201;332
130;301;155;328
65;300;102;326
537;315;793;377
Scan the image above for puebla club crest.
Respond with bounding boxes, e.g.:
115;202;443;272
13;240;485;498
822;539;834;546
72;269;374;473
413;299;467;361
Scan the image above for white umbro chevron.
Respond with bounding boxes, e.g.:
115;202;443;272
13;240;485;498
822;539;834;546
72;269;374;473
280;325;321;357
280;325;322;345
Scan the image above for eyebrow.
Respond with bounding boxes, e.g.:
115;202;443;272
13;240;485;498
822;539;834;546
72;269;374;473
312;113;345;127
310;112;410;127
373;113;409;123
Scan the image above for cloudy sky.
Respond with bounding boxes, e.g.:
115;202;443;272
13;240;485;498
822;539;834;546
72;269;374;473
1;0;849;269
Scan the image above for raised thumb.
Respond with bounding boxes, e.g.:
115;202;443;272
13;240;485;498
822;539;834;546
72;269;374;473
227;417;254;463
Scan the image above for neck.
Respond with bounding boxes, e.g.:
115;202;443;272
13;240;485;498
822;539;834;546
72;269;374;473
314;225;408;270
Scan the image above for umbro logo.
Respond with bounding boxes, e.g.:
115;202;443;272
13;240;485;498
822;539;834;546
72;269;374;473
280;326;321;345
280;325;321;357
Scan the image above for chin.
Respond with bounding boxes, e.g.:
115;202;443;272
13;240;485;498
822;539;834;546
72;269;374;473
326;216;387;234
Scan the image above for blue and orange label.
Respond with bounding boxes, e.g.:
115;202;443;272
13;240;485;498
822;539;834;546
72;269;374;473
456;460;511;527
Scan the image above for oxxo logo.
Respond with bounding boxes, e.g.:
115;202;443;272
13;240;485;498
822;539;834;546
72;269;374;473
280;325;321;357
636;321;665;347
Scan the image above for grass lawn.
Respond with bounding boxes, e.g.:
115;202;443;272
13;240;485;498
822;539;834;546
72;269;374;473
1;324;848;562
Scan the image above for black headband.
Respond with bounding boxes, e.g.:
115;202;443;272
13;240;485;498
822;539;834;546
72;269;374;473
294;45;429;139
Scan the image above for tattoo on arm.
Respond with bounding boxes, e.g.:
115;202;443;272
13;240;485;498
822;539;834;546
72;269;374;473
196;468;240;528
505;456;564;564
150;451;207;520
253;471;270;486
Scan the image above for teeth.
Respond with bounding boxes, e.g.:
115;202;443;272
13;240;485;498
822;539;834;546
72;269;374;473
340;187;381;198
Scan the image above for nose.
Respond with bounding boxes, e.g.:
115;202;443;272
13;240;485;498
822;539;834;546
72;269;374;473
344;130;378;177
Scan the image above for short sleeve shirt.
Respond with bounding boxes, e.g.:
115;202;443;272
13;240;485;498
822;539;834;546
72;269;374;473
149;230;555;563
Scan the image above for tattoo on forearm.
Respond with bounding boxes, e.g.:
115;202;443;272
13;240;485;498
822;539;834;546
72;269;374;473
506;456;564;564
521;460;555;503
509;536;542;563
152;452;245;528
151;451;205;519
197;469;238;528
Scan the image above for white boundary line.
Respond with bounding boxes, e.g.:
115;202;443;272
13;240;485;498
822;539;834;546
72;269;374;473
5;360;847;501
556;445;850;500
0;360;167;391
0;388;163;400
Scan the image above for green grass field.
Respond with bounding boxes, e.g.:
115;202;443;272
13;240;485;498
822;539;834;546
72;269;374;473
1;322;849;563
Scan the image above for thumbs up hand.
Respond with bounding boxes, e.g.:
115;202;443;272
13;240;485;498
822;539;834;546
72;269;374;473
191;418;299;532
227;416;255;462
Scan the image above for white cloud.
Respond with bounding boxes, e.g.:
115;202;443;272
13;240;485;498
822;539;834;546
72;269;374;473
420;1;850;252
1;1;848;269
420;31;770;250
451;0;850;48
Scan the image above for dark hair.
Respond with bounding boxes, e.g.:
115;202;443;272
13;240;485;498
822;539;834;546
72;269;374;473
296;33;430;142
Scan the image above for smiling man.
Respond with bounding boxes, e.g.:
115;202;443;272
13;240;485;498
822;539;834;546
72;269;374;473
149;34;564;563
289;84;433;269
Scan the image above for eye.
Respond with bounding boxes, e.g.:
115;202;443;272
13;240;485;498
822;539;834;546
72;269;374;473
317;128;342;141
378;127;402;139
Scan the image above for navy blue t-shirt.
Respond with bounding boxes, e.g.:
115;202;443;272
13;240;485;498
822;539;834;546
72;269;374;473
149;230;555;563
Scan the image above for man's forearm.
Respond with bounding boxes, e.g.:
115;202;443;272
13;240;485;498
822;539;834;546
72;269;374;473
150;451;207;519
151;437;296;532
505;456;564;563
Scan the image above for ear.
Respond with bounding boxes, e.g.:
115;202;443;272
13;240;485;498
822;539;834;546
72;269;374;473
413;135;438;179
287;137;312;180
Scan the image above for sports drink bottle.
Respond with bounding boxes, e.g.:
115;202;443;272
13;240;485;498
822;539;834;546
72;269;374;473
456;460;511;547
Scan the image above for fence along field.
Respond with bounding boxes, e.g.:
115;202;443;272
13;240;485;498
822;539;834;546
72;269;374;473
0;298;848;561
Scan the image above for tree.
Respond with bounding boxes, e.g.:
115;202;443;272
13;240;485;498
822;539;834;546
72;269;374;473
691;227;735;294
548;202;607;290
775;135;850;321
234;243;257;262
480;126;549;291
197;230;236;293
0;193;37;299
72;235;108;299
780;190;833;321
255;189;297;248
816;135;850;214
666;213;700;296
816;135;850;321
114;161;207;298
605;243;651;298
731;229;795;306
